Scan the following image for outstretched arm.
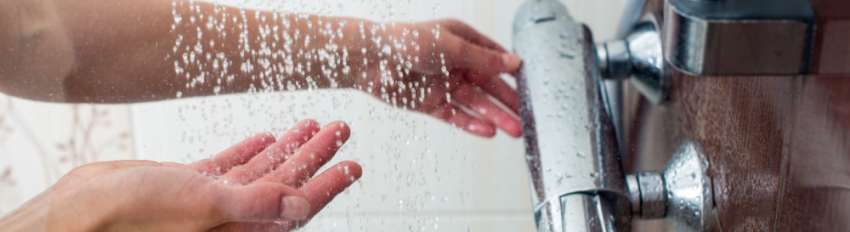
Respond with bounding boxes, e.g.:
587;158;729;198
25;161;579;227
0;0;523;137
0;0;364;102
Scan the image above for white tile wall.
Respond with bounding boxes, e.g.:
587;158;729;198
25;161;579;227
0;97;134;214
0;1;627;231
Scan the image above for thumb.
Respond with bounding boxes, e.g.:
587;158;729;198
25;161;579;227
210;182;311;222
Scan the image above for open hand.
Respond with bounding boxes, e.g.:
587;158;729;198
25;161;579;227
3;119;360;232
350;19;523;138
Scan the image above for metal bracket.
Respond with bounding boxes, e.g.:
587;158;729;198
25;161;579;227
598;14;669;104
664;0;816;75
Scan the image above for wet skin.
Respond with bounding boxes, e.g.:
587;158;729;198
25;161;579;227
0;119;361;232
0;0;523;230
0;0;523;138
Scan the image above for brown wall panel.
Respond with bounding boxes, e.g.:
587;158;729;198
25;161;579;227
624;0;850;231
625;73;850;231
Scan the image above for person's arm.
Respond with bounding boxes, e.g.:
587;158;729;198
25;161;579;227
0;0;362;102
0;119;361;232
0;0;523;137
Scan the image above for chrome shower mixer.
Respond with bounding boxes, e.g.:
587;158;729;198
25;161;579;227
513;0;817;231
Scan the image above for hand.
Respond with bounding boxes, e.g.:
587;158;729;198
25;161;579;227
349;19;523;138
0;119;361;232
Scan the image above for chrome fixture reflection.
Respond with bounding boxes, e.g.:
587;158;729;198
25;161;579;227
513;0;714;231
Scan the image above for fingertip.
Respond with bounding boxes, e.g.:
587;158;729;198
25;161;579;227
284;119;322;141
465;120;496;138
501;53;522;72
338;161;363;180
254;133;277;144
296;119;322;131
323;121;352;141
207;133;275;171
237;133;276;149
494;115;523;138
507;127;523;138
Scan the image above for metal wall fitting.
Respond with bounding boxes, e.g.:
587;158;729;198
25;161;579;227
598;39;631;80
597;16;669;104
623;141;714;232
663;141;714;232
624;174;641;215
663;0;815;75
636;170;666;219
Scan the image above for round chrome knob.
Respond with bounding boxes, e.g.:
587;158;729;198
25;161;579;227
625;141;714;232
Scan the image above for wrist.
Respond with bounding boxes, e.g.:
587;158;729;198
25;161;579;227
43;187;111;232
0;191;52;232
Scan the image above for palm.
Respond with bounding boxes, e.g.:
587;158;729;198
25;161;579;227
50;119;360;232
53;164;226;231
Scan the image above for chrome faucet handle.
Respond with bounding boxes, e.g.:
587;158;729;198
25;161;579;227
625;141;714;232
597;15;670;105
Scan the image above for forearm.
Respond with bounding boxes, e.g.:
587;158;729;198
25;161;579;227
0;189;108;232
64;0;380;103
0;0;376;103
0;194;49;232
150;2;376;101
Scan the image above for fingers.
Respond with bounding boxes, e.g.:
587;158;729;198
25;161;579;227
209;222;284;232
210;161;362;232
211;182;311;222
435;19;507;52
220;119;322;185
451;82;522;137
189;133;276;176
297;161;362;219
256;121;351;188
440;33;521;73
429;103;497;137
466;70;520;114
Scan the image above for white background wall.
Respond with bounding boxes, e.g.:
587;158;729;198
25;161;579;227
0;0;626;231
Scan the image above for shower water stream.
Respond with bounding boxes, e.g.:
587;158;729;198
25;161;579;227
0;0;628;231
149;0;530;231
